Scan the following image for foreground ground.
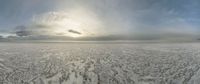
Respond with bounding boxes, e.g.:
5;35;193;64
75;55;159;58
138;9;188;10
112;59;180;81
0;42;200;84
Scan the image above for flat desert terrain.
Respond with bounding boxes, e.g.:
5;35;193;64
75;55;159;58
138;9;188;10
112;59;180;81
0;42;200;84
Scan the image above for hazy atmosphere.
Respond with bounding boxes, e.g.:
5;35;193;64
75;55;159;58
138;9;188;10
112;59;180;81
2;1;200;84
0;0;200;41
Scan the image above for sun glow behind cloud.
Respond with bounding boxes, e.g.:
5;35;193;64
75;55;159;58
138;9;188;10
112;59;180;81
31;7;104;38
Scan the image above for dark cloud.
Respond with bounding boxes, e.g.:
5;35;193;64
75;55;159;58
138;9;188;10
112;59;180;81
14;26;31;37
0;35;3;39
68;29;82;35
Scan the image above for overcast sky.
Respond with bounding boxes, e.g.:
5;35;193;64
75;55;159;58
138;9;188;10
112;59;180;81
0;0;200;40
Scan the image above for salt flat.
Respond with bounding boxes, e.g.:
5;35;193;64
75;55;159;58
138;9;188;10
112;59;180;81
0;42;200;84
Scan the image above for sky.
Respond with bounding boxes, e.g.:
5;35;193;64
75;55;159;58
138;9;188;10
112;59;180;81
0;0;200;41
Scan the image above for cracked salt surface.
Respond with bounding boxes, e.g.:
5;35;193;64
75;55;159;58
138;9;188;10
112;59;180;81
0;43;200;84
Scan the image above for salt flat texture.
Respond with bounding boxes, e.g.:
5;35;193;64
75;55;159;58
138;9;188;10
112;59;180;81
0;43;200;84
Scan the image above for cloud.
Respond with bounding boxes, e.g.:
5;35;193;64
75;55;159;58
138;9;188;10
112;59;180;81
14;26;31;37
1;0;200;41
68;29;82;35
16;8;104;37
0;35;3;39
